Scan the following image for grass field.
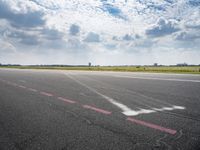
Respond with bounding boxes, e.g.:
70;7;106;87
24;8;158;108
1;66;200;74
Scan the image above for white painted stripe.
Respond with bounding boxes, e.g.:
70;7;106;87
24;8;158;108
19;80;26;83
173;106;185;109
28;88;38;92
123;109;156;116
114;75;200;83
124;105;185;116
65;73;136;115
65;73;185;116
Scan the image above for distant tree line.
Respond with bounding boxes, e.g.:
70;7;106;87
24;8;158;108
0;63;200;67
0;63;21;66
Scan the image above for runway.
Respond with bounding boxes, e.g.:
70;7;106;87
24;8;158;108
0;68;200;150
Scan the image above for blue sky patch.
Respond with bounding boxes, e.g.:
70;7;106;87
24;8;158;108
101;3;127;20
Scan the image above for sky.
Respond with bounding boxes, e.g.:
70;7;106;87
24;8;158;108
0;0;200;65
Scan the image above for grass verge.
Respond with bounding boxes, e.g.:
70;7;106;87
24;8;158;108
1;66;200;74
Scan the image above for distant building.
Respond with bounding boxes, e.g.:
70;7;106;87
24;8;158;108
176;63;188;66
154;63;158;66
88;62;91;67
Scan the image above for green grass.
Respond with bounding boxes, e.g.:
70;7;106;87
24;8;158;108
1;66;200;74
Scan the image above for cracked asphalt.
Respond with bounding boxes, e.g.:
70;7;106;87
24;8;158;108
0;69;200;150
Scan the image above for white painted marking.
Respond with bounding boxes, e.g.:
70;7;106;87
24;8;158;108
65;73;185;116
123;109;156;116
65;73;136;114
173;106;185;109
162;107;174;111
28;88;38;92
153;105;186;112
114;75;200;83
19;80;26;83
123;105;185;116
40;91;53;97
18;85;26;89
153;108;165;111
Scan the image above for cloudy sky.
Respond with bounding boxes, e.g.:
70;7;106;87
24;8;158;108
0;0;200;65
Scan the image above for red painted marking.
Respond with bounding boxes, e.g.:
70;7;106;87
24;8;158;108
28;88;38;92
83;105;112;115
127;117;177;135
40;91;53;97
57;97;76;104
18;85;26;89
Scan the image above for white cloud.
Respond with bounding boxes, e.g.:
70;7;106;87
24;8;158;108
0;0;199;65
146;18;180;37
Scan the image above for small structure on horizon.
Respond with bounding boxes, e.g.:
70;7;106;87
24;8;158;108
88;62;91;67
176;63;188;66
154;63;158;66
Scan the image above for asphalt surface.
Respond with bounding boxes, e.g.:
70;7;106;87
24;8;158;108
0;68;200;150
